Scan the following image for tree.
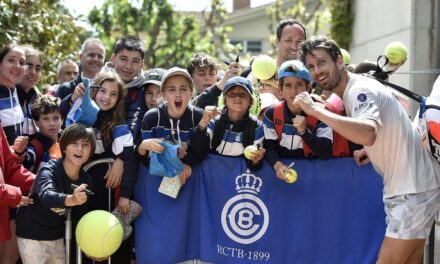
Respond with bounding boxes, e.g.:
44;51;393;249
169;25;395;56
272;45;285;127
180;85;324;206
88;0;238;69
328;0;353;49
0;0;87;86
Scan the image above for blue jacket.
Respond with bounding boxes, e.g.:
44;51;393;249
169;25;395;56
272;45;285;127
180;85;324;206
136;103;209;167
0;85;24;145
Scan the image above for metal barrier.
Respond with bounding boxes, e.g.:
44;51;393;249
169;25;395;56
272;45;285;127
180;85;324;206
66;158;114;264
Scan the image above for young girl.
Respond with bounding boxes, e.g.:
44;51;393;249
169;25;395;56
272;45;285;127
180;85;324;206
137;67;208;186
0;44;26;145
195;76;265;170
61;71;137;263
0;43;28;264
17;45;43;137
15;123;95;264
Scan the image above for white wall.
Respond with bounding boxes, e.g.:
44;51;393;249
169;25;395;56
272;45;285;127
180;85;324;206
351;0;439;115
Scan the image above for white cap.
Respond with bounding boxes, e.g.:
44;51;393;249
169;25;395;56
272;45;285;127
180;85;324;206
161;67;194;91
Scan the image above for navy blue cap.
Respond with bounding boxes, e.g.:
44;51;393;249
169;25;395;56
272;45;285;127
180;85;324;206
278;60;311;83
223;76;253;96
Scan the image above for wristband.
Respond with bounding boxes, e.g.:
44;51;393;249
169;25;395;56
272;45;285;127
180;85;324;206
14;148;26;156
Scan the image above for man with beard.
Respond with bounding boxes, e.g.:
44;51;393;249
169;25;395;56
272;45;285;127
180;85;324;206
275;19;307;67
295;36;440;263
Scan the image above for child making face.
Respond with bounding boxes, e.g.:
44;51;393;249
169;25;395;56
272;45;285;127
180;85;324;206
137;67;209;186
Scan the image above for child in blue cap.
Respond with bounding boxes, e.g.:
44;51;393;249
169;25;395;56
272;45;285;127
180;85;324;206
195;76;265;170
263;60;347;181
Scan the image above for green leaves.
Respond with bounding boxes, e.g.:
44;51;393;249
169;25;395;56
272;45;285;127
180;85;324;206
0;0;85;86
88;0;238;69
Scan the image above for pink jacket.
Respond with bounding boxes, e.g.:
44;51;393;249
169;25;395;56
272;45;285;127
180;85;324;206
0;127;34;242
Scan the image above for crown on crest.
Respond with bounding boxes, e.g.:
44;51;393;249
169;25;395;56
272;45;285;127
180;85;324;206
235;170;262;194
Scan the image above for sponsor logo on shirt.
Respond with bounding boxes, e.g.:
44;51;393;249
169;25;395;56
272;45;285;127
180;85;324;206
357;93;367;102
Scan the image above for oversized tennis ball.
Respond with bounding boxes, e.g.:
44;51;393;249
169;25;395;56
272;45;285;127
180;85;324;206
244;145;258;160
340;48;350;65
76;210;123;259
384;41;408;65
284;169;298;183
251;55;277;80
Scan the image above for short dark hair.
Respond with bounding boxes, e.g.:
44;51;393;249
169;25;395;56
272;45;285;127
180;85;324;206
60;123;96;159
276;19;307;41
32;95;61;121
186;53;218;76
0;43;23;63
113;35;145;59
299;36;342;65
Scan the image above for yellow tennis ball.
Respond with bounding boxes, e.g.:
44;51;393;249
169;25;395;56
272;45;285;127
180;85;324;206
252;55;277;80
340;48;350;65
76;210;123;259
244;145;258;160
284;169;298;183
384;41;408;65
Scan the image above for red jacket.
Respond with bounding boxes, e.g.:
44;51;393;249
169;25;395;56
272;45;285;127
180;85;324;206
0;127;35;242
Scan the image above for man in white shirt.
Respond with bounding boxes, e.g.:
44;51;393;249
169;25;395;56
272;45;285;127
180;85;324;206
296;36;440;263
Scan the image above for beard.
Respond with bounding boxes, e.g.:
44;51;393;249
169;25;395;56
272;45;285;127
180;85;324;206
321;67;342;92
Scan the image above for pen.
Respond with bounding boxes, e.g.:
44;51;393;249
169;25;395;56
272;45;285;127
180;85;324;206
70;184;94;195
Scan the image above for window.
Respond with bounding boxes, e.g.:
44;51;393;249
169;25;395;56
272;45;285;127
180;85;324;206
230;40;262;53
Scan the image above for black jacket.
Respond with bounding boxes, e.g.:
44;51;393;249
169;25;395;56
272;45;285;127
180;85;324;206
16;159;93;240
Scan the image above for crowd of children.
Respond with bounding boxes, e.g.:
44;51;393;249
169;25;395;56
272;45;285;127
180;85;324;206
0;16;437;264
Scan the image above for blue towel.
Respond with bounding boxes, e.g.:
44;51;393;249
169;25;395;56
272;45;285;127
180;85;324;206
66;79;100;127
149;141;184;177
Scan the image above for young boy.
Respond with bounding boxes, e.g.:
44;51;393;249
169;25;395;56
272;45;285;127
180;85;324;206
195;76;265;170
142;68;165;110
187;53;219;95
15;123;96;264
14;95;62;173
137;67;209;186
191;54;241;109
100;36;145;140
263;60;349;181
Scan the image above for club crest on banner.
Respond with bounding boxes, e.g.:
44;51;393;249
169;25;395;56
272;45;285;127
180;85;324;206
221;170;269;244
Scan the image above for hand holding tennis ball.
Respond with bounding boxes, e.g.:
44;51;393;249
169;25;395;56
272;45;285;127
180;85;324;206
244;145;258;160
284;169;298;183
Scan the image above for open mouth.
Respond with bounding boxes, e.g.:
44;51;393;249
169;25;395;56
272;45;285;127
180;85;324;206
175;101;182;109
73;154;83;159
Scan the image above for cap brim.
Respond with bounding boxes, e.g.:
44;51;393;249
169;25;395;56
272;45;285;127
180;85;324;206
161;71;194;90
224;84;253;97
142;80;162;87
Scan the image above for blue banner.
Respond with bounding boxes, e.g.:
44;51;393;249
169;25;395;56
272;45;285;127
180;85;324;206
135;155;386;264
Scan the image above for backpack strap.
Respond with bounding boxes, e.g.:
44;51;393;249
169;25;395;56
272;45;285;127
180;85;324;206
273;101;285;140
30;138;44;173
